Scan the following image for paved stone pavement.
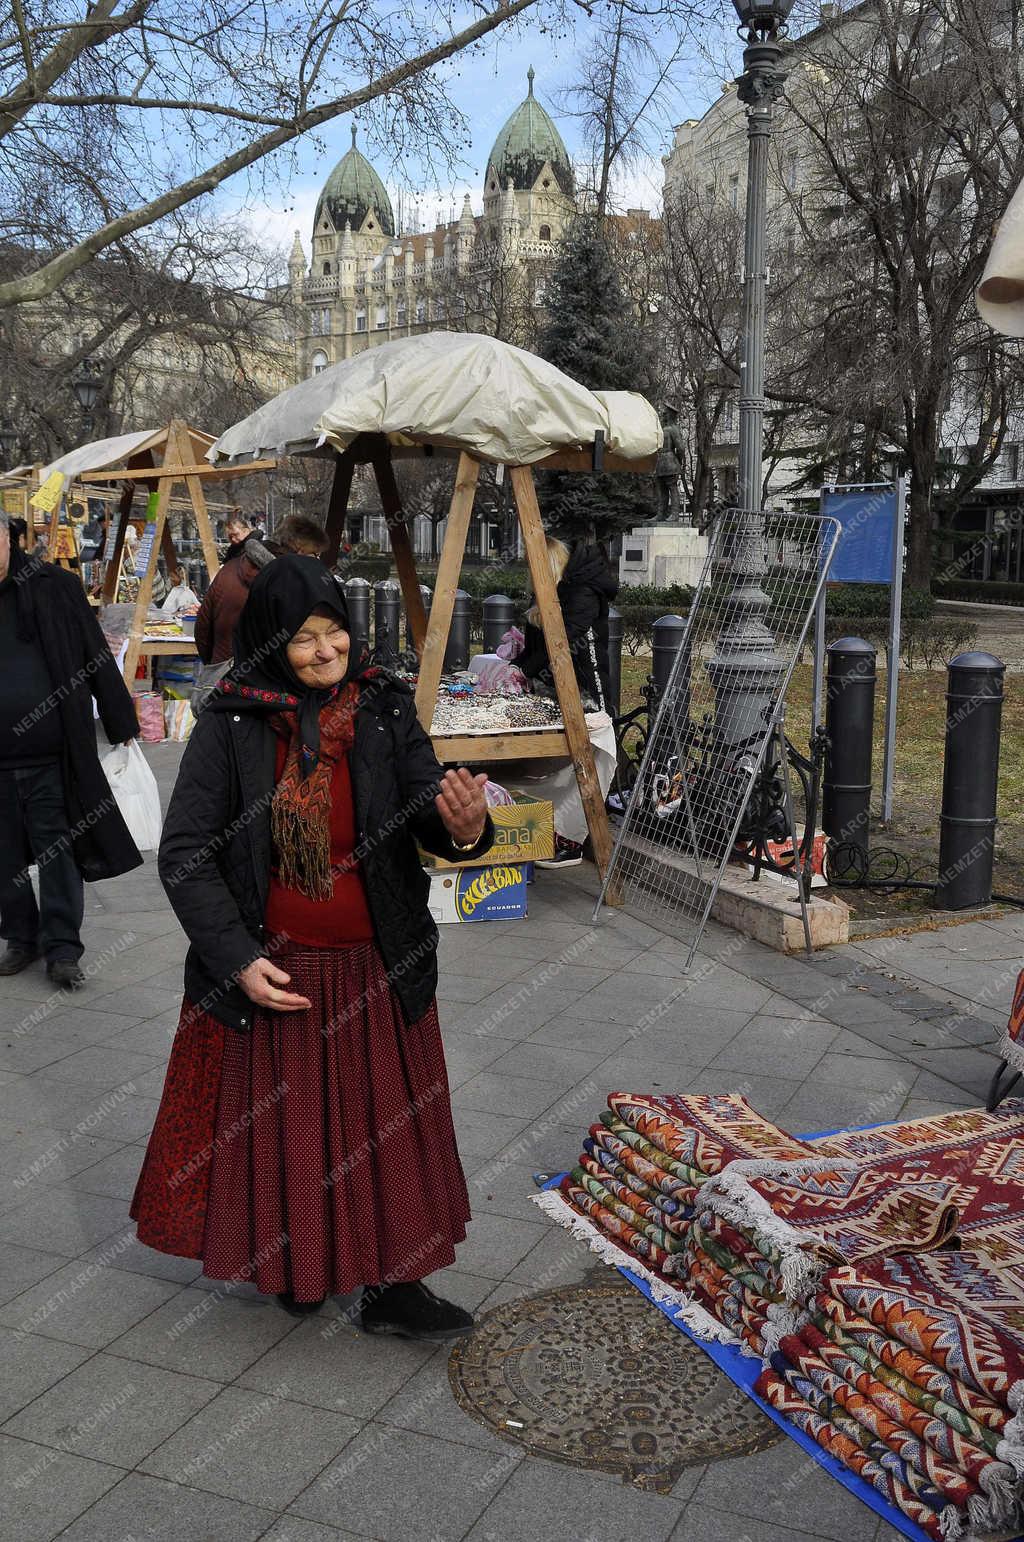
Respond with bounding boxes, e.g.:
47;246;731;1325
1;740;1020;1542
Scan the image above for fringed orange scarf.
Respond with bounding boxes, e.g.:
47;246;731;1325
269;681;359;900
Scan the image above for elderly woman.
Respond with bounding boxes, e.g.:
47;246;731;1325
131;556;492;1340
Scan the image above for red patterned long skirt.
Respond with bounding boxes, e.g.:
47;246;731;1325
130;940;470;1301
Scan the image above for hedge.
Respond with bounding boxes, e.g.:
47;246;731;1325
932;579;1024;606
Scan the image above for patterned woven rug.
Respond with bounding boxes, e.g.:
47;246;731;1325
448;1272;782;1492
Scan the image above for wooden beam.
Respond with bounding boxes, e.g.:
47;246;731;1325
414;453;479;730
373;452;427;656
431;731;569;762
78;459;277;482
510;463;619;899
169;419;220;582
323;452;355;567
531;449;657;475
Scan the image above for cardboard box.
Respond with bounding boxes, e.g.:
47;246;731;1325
426;864;528;924
422;799;554;870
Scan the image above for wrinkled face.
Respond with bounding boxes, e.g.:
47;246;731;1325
286;607;350;688
226;519;251;545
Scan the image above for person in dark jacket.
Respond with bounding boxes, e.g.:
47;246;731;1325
132;555;493;1339
518;537;619;713
0;512;142;989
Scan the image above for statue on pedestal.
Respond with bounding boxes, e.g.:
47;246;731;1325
655;402;686;523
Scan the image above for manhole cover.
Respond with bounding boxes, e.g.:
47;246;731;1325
448;1272;782;1491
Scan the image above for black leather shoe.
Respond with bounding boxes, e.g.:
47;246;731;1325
0;945;38;976
360;1280;475;1343
46;960;85;991
277;1290;325;1317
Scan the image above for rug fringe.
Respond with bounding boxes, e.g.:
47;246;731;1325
696;1164;829;1304
996;1379;1024;1477
530;1189;738;1347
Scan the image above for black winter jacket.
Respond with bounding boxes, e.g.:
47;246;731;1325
157;673;493;1032
519;544;619;711
11;559;142;881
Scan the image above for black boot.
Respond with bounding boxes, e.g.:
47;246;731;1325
277;1289;325;1317
47;959;85;991
0;945;38;976
360;1280;474;1343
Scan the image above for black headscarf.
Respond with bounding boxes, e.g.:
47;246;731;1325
208;554;361;775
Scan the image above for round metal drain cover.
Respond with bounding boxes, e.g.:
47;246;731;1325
449;1273;781;1491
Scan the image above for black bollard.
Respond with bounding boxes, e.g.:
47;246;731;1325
482;593;515;652
607;605;623;716
405;584;432;651
443;588;471;673
373;579;401;664
937;651;1005;910
651;614;689;707
344;576;371;660
823;637;876;855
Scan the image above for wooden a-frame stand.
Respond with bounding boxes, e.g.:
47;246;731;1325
322;434;656;900
76;418;275;683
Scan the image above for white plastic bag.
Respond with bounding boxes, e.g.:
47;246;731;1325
101;740;163;852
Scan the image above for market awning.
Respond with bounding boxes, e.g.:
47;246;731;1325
977;178;1024;336
40;429;169;486
207;332;662;468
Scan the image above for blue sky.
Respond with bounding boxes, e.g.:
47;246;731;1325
227;9;732;262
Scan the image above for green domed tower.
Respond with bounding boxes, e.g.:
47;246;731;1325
314;125;395;239
483;68;575;250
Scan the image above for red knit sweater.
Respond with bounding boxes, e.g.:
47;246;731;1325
264;737;374;946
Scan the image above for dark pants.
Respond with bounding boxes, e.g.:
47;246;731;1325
0;762;84;962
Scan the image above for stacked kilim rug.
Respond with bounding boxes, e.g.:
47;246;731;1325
535;1092;1024;1540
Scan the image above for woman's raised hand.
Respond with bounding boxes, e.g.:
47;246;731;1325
238;958;312;1013
435;768;489;848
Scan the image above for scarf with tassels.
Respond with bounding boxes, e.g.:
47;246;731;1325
269;680;360;900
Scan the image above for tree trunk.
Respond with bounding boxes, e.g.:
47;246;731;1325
905;481;933;589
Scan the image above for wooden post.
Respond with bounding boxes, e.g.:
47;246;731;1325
373;452;428;655
414;453;479;731
171;420;219;579
122;467;174;686
323;452;356;566
510;464;619;896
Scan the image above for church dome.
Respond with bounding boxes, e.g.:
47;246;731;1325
485;68;574;197
314;127;395;237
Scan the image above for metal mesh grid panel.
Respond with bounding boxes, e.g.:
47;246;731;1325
596;510;840;965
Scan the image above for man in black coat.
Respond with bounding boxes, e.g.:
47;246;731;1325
0;512;142;989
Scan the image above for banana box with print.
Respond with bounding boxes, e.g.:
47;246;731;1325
421;799;554;871
426;864;528;925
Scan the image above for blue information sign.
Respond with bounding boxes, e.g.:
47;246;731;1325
822;488;898;584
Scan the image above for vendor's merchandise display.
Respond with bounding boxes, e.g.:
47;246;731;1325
430;688;562;735
426;863;528;923
536;1092;1024;1541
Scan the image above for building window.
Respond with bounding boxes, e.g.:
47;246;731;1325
785;151;798;190
311;350;328;376
729;173;739;210
375;305;387;329
723;399;735;433
785;224;796;258
539;224;551;241
396;301;407;325
355;310;366;332
1009;444;1021;483
434;299;446;322
704;182;715;204
323;261;331;275
416;299;426;324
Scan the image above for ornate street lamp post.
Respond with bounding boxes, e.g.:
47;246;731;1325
70;356;105;440
707;0;794;747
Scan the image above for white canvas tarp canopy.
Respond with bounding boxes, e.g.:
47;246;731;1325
978;177;1024;336
208;332;662;468
40;429;167;488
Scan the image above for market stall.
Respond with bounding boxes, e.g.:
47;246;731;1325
39;420;275;684
208;332;661;887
